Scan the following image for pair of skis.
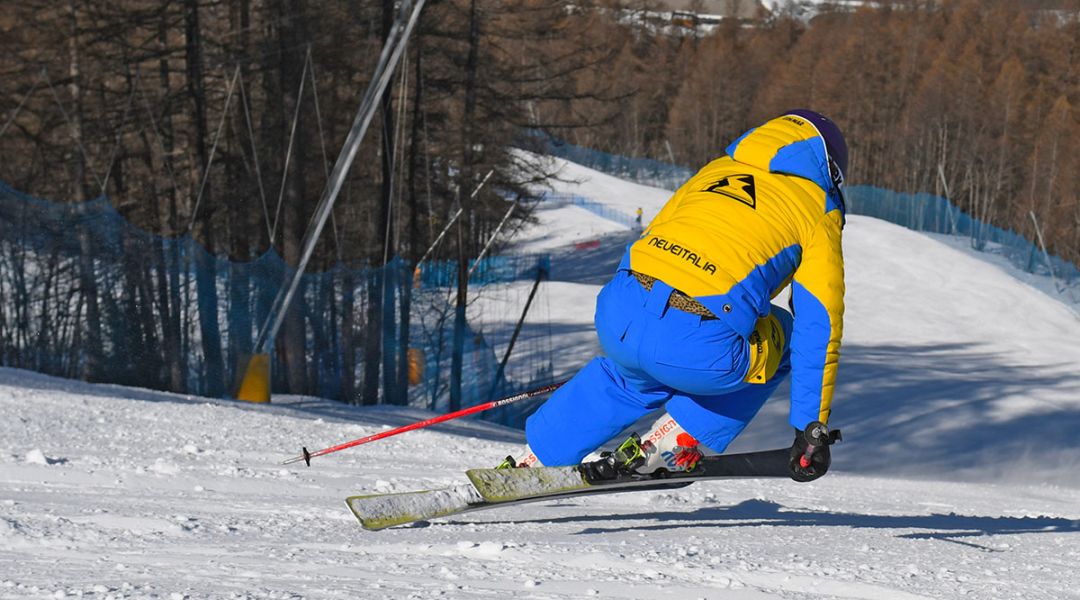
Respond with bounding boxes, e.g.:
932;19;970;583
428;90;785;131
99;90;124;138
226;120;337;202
346;447;795;530
280;385;836;531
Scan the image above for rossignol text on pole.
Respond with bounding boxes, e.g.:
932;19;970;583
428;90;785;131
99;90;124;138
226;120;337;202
282;382;564;466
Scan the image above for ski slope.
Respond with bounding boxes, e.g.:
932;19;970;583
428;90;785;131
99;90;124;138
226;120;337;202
2;155;1080;599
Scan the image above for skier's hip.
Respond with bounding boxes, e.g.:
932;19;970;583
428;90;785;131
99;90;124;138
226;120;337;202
595;269;750;395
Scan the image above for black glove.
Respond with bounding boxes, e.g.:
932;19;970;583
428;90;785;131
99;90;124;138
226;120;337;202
788;423;834;482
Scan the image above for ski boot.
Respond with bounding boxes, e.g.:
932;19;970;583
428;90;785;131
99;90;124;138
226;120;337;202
494;447;543;469
586;413;706;480
582;432;665;481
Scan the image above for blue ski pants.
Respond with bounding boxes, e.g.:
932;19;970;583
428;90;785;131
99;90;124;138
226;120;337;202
525;269;793;467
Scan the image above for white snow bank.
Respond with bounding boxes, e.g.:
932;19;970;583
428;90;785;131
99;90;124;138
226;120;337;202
0;368;1077;599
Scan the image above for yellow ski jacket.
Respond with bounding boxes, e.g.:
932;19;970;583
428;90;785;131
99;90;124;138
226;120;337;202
621;114;845;429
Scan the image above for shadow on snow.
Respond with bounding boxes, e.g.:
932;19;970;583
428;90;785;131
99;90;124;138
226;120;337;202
452;498;1079;548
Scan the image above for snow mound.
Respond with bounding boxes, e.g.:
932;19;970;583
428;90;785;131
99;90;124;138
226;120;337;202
23;449;64;466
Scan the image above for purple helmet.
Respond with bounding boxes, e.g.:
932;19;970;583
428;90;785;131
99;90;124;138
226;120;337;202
785;109;848;184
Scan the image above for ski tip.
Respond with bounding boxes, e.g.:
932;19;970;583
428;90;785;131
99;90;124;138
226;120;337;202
345;496;403;531
345;486;479;531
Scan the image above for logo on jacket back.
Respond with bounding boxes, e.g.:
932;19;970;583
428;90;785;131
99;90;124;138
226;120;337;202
704;174;757;209
646;236;717;275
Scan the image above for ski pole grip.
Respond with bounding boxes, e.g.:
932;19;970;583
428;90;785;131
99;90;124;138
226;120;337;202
799;421;839;468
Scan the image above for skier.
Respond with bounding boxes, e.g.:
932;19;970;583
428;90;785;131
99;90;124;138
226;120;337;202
510;110;847;481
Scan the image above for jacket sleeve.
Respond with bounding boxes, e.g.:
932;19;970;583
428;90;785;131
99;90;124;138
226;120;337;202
789;209;845;429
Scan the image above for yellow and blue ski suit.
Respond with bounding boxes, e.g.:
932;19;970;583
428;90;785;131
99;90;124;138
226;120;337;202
526;115;846;466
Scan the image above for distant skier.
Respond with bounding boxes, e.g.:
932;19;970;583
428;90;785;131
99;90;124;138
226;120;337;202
510;110;847;481
635;207;644;232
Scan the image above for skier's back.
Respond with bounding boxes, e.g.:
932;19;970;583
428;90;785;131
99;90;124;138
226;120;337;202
517;110;848;480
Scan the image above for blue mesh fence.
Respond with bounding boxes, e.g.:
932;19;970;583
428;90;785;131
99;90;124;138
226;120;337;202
845;185;1080;301
0;179;553;419
522;131;693;191
536;193;641;229
417;254;551;287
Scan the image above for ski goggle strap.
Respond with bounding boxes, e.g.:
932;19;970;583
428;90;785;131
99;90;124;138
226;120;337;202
829;154;847;228
786;111;847;226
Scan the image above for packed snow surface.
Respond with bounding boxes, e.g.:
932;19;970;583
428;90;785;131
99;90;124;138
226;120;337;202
3;155;1080;599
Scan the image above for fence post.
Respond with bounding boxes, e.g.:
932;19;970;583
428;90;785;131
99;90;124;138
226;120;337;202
1028;211;1063;294
937;165;959;236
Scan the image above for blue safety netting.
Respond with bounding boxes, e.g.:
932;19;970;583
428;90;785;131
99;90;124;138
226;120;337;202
845;185;1080;301
417;254;551;288
535;193;642;229
521;131;694;191
0;179;554;418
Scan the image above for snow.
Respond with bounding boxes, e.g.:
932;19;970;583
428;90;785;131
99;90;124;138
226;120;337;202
520;150;673;227
504;202;627;252
922;231;1080;319
759;0;870;17
3;156;1080;599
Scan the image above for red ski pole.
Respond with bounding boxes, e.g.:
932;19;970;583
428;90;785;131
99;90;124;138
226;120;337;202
282;381;564;466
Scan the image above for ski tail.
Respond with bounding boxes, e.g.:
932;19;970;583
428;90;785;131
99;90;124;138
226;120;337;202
467;448;793;503
689;448;791;479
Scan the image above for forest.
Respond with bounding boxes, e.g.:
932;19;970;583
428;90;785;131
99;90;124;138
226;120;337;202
577;0;1080;270
0;0;1077;403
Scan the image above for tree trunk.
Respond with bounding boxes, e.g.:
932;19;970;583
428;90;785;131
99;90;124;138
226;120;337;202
397;37;425;405
379;0;399;405
450;0;481;411
341;269;357;403
227;0;254;388
155;14;187;393
449;216;467;413
277;0;310;395
69;0;104;383
185;0;225;397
